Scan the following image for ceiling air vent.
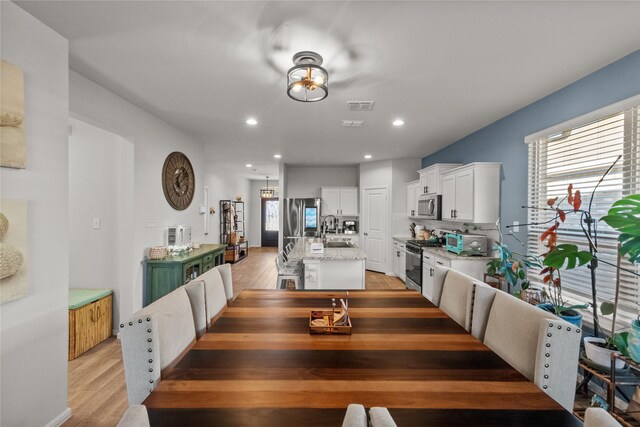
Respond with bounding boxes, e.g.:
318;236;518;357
346;101;375;111
342;120;364;127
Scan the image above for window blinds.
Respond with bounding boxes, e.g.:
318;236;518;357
527;105;640;327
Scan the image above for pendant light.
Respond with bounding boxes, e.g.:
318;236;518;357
260;176;274;198
287;51;328;102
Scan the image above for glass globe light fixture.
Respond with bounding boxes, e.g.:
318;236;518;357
287;51;328;102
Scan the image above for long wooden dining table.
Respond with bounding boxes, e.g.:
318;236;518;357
143;289;582;426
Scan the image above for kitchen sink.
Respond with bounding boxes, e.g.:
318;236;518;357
325;241;355;248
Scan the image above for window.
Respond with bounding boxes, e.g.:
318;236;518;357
526;99;640;328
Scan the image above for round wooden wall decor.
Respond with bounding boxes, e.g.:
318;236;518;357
162;151;195;210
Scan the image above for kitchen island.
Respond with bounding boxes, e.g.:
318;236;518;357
287;238;366;290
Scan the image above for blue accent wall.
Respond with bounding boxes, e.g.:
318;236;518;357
421;50;640;243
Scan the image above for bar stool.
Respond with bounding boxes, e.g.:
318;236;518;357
276;252;302;290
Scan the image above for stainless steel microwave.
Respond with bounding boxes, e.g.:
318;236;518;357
418;194;441;220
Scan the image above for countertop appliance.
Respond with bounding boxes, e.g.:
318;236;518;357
167;225;191;247
418;194;441;220
445;233;487;256
283;198;321;248
343;220;357;234
405;239;444;292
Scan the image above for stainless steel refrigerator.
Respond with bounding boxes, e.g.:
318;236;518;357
283;198;321;248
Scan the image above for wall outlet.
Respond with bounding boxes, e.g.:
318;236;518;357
92;217;101;229
512;221;520;233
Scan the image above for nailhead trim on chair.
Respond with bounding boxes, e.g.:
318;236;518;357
120;316;158;396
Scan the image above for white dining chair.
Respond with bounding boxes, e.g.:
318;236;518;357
117;404;150;427
583;408;622;427
191;266;229;328
430;265;450;306
276;251;302;289
483;291;581;411
183;280;207;337
342;404;367;427
369;407;398;427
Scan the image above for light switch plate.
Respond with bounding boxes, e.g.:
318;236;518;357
92;217;101;229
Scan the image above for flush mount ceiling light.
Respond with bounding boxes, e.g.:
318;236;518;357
287;51;328;102
246;118;258;125
364;154;372;159
245;163;252;168
273;154;282;159
393;119;405;127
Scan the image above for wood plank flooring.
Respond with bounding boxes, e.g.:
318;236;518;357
64;247;405;426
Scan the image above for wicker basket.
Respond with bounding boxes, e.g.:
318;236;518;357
149;246;168;260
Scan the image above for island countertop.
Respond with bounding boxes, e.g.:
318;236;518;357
287;239;367;261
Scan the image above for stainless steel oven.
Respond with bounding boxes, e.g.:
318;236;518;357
405;242;422;292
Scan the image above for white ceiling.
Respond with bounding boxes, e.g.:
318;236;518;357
16;1;640;179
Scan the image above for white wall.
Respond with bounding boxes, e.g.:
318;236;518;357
0;2;70;425
359;159;421;275
247;179;279;247
286;165;358;198
202;165;250;245
68;118;134;328
69;71;205;320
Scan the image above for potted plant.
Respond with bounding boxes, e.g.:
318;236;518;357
486;241;542;297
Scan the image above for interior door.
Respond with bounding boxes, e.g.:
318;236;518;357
362;187;387;273
261;197;279;247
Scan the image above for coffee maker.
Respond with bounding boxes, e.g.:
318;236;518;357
343;220;358;234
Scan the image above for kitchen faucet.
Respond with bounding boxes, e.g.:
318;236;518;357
320;215;337;243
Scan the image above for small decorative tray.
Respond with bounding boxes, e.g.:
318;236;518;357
309;309;352;335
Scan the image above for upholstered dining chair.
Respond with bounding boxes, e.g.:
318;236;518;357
583;407;623;427
438;267;481;329
341;404;367;427
116;404;150;427
215;263;234;302
191;266;229;329
369;407;398;427
183;280;207;337
430;265;450;306
120;286;197;405
483;291;582;411
467;281;498;341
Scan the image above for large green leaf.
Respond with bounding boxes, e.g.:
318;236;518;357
602;194;640;236
543;244;593;269
619;233;640;264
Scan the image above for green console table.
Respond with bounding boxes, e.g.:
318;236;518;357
143;243;226;306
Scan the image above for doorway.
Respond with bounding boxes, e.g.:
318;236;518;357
362;187;388;273
261;197;279;247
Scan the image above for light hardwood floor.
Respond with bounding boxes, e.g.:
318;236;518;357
64;247;405;426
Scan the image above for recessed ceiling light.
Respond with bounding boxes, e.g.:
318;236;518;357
364;154;372;159
273;154;282;159
245;163;252;167
246;118;258;125
392;119;405;126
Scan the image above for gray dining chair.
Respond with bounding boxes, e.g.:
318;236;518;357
120;286;197;405
183;280;207;337
468;281;498;341
483;291;581;411
438;267;480;330
430;265;449;306
342;404;367;427
216;263;234;302
191;266;229;328
583;408;622;426
369;407;398;427
116;404;150;427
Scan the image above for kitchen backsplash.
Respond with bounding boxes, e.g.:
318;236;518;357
413;219;502;256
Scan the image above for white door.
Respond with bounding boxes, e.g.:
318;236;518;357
339;188;358;216
455;169;474;221
321;188;340;216
441;174;456;220
362;187;387;273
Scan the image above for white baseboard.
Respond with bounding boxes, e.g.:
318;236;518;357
45;407;72;427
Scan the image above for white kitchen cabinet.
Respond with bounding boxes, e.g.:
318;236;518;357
440;163;500;223
406;180;420;218
417;163;462;195
393;241;406;282
321;187;358;216
422;249;490;302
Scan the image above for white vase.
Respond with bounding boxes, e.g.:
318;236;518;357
583;337;626;370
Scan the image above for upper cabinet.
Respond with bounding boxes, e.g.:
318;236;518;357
321;187;358;216
418;163;462;195
406;180;420;218
440;163;500;223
